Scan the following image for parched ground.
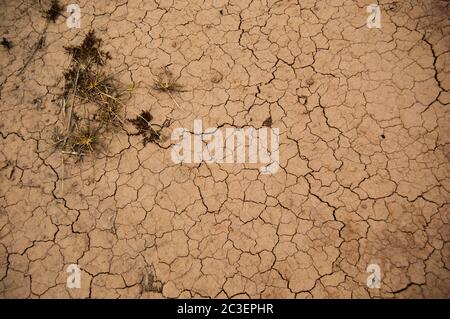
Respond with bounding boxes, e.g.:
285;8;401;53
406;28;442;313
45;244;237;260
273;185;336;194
0;0;449;298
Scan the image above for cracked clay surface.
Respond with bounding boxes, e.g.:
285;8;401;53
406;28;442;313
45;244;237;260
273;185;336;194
0;0;449;298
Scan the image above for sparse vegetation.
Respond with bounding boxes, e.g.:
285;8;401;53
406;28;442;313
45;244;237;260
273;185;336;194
64;30;111;66
153;69;183;93
152;69;184;110
62;31;127;130
62;64;126;128
56;30;130;160
68;121;102;156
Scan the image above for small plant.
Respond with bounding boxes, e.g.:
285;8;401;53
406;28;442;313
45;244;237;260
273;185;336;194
52;126;68;149
63;65;122;105
129;110;153;132
52;118;102;159
95;97;124;128
128;110;161;146
153;69;183;93
55;30;130;162
45;0;64;23
62;31;127;130
64;30;111;66
1;37;12;50
68;122;101;156
152;69;185;110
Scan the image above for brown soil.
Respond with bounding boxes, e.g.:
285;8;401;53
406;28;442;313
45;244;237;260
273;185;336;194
0;0;449;298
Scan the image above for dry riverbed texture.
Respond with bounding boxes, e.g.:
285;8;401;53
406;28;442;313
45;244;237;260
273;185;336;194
0;0;449;298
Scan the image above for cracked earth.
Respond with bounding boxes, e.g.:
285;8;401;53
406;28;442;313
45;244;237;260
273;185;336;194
1;0;449;299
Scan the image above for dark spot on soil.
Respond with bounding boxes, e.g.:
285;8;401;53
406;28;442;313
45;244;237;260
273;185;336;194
262;116;272;127
298;95;308;104
45;0;64;23
129;110;161;146
64;30;111;65
1;37;12;50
